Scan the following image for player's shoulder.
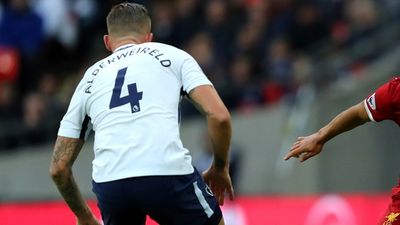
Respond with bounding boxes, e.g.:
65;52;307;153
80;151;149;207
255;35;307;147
143;42;178;50
81;61;101;79
388;77;400;86
82;55;114;78
383;76;400;93
377;77;400;102
388;76;400;94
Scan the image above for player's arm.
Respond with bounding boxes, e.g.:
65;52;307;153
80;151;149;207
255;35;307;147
50;137;99;225
189;85;234;204
189;85;231;170
285;101;370;162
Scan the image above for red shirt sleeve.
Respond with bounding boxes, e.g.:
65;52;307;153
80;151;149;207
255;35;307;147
364;78;400;122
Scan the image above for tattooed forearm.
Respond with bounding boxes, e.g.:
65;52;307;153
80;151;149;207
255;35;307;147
50;136;92;220
51;137;84;166
55;174;92;219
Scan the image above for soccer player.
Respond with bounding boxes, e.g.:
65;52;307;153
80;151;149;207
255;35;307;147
49;3;234;225
284;77;400;225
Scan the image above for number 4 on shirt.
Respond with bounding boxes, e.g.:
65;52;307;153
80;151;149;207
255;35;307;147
109;67;143;113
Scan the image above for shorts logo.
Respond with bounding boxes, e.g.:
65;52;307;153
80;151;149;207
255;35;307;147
205;185;214;196
367;93;376;110
383;212;400;225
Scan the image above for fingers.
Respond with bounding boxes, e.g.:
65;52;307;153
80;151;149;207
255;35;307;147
228;184;235;201
214;186;234;206
217;191;225;205
284;152;299;160
209;182;234;206
284;137;306;160
203;169;234;205
210;184;223;205
284;146;302;160
299;152;315;162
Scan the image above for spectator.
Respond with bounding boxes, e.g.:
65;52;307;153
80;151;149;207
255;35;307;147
203;0;233;64
288;1;329;50
151;1;175;44
20;92;47;145
0;81;19;119
173;0;202;46
17;72;63;147
224;55;261;110
33;0;78;49
185;32;219;84
344;0;380;43
0;0;44;57
0;0;45;96
37;72;64;131
0;81;20;149
235;23;264;59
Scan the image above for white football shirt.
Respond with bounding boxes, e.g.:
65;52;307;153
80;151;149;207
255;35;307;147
58;42;212;182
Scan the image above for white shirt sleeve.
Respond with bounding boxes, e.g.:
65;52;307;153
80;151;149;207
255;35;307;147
180;53;212;93
58;78;91;139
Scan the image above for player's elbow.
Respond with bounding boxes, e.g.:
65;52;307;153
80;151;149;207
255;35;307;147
209;108;231;126
49;163;71;182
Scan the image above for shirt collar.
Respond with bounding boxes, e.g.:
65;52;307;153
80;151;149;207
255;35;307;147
113;44;136;53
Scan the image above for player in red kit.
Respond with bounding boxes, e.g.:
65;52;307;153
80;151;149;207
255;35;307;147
285;77;400;225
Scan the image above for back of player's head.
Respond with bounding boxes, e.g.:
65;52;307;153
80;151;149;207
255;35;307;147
106;2;151;37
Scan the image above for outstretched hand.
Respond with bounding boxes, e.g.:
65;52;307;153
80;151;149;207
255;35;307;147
202;166;234;206
284;133;324;162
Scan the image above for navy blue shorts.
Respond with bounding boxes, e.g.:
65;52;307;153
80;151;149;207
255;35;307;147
92;169;222;225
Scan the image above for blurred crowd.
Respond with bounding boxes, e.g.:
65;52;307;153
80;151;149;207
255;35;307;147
0;0;399;150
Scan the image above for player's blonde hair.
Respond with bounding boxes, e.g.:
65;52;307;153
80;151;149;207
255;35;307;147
106;2;151;37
